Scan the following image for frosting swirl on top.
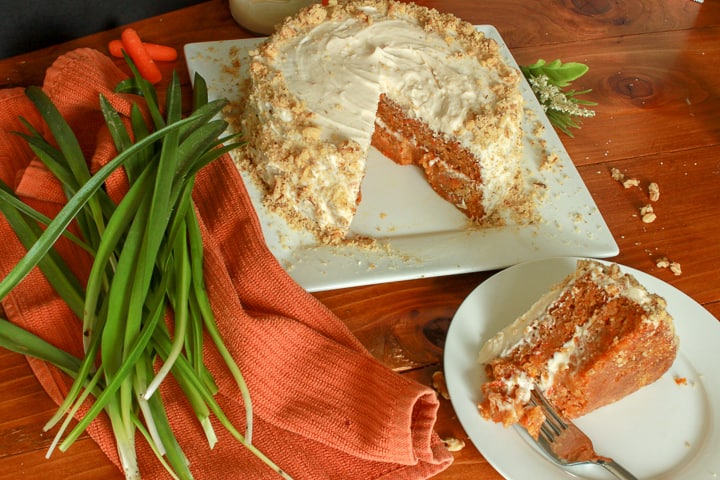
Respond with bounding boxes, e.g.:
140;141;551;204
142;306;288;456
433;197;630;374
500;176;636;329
269;7;509;154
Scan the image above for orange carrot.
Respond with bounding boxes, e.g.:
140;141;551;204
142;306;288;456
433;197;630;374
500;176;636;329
108;39;124;58
119;28;163;84
108;39;177;62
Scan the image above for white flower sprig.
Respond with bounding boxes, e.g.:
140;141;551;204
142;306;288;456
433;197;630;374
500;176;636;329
521;59;597;137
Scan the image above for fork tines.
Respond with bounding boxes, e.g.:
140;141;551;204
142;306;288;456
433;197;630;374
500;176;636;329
530;388;568;441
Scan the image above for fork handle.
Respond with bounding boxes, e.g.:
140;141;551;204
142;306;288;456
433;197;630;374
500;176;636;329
599;459;639;480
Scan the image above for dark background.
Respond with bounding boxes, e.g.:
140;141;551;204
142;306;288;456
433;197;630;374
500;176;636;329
0;0;207;59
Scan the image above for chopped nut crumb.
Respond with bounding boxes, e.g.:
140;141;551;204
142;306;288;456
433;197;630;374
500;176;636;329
642;212;656;223
623;178;640;188
432;371;450;400
302;126;322;140
640;204;656;223
610;167;624;182
656;256;670;268
656;256;682;275
670;262;682;276
442;437;466;452
648;182;660;201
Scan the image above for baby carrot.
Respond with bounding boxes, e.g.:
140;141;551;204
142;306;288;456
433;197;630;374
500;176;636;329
119;28;163;84
109;39;177;62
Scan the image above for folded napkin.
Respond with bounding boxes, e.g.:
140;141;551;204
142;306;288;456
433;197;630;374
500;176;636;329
0;49;453;479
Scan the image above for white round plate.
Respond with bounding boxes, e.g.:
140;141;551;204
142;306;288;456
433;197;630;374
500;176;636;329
444;256;720;479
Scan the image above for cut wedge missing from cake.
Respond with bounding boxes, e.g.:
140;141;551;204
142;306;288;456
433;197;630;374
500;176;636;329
241;0;534;245
477;259;679;439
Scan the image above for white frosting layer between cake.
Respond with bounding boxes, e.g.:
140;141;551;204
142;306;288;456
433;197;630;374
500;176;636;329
477;260;657;394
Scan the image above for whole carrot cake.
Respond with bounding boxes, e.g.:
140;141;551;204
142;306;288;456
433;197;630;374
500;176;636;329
241;0;532;244
477;259;679;438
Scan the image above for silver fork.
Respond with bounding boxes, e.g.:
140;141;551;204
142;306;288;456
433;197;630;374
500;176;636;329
529;388;639;480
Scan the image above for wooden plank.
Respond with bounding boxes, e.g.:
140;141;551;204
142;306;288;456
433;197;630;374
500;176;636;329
0;437;121;480
512;26;720;164
416;0;717;48
577;144;720;305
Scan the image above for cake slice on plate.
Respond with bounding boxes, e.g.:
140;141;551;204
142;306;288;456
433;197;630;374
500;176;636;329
477;259;679;438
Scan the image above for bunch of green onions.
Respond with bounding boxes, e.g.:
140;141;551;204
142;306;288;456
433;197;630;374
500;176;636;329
0;58;291;480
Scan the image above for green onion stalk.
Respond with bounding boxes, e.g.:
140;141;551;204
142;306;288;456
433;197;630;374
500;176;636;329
0;56;292;480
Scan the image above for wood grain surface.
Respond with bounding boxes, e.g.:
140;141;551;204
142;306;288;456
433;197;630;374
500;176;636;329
0;0;718;479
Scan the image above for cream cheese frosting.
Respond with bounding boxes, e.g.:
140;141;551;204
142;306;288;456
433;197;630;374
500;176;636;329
273;13;505;152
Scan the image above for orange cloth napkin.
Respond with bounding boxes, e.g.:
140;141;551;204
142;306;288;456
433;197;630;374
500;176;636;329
0;49;453;479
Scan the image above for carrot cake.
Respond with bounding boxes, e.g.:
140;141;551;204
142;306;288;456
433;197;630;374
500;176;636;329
241;0;531;244
477;259;679;438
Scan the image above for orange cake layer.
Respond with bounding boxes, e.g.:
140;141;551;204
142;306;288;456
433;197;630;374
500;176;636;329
477;259;679;438
241;0;532;244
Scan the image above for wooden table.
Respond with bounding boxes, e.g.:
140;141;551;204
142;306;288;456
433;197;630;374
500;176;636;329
1;0;718;478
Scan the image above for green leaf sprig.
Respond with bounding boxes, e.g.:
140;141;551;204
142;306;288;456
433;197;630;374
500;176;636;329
0;56;291;480
521;59;597;137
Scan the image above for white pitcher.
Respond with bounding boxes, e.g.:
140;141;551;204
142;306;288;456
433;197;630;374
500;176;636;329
229;0;318;35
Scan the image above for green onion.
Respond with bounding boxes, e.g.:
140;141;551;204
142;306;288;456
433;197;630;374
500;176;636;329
0;60;291;479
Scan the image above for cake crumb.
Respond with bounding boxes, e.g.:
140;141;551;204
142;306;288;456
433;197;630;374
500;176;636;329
648;182;660;201
432;371;450;400
610;167;624;182
441;437;466;452
674;376;688;386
